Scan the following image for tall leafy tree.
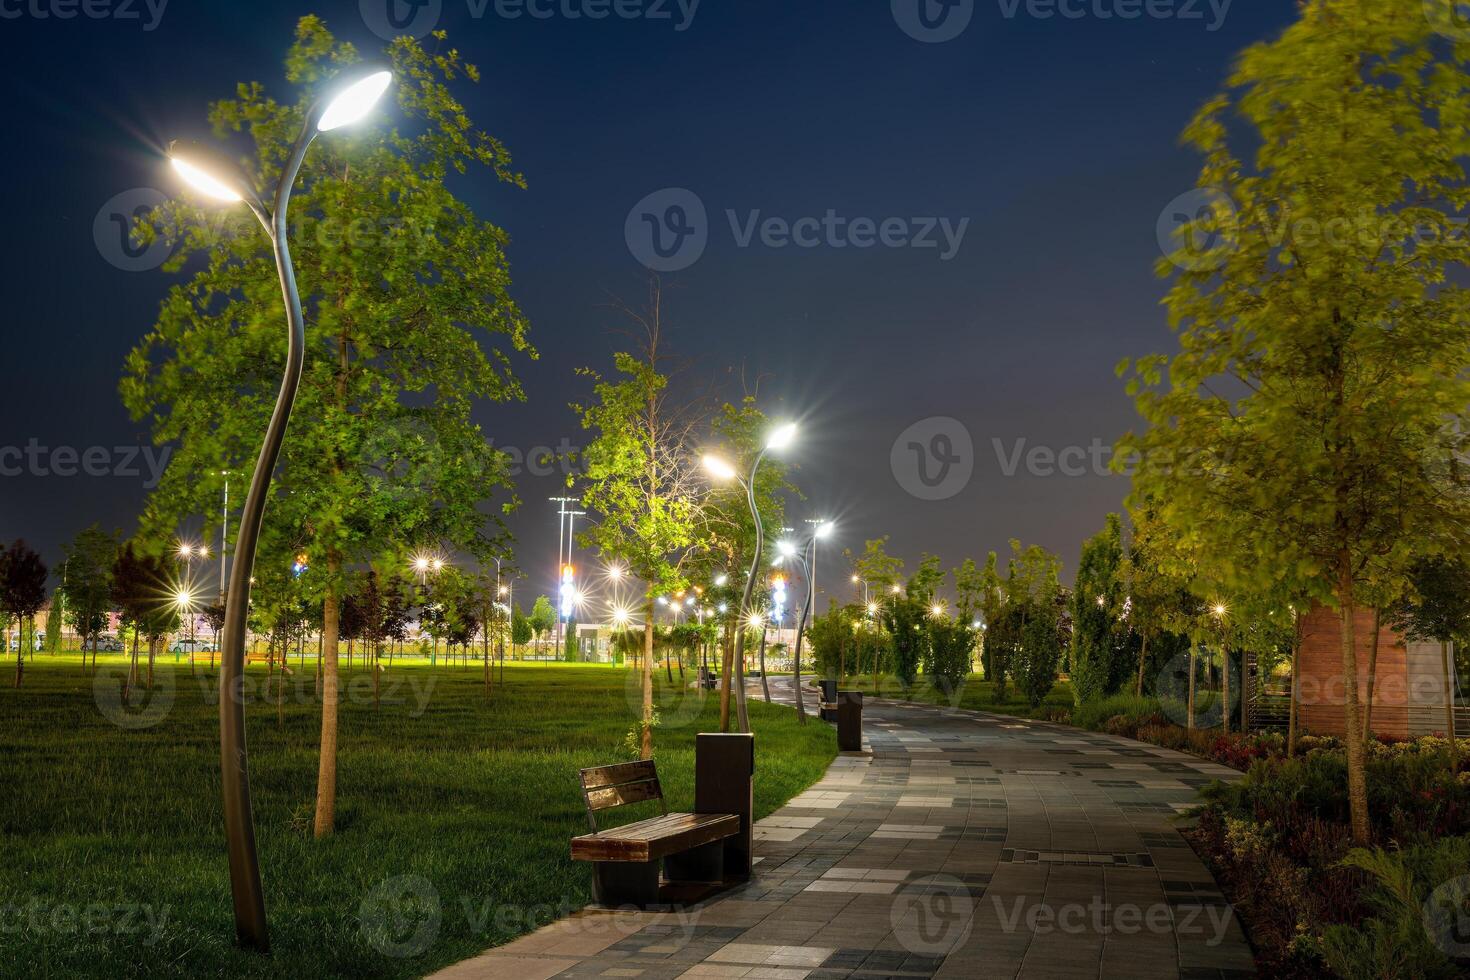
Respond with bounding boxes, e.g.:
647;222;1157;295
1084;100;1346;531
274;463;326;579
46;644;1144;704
572;285;704;758
846;537;905;597
1071;514;1128;705
1119;1;1470;842
1;541;48;687
528;595;556;653
60;525;119;669
121;19;532;836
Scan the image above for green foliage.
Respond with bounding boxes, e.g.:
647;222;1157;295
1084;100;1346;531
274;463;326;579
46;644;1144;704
1321;840;1470;980
923;617;975;695
511;606;532;648
529;595;556;642
563;619;579;662
1017;591;1061;708
806;604;862;680
845;537;905;596
1071;514;1128;704
571;300;703;599
43;593;63;652
1388;556;1470;646
884;597;927;690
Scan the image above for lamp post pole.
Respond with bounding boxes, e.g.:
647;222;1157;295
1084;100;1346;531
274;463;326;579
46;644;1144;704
167;68;393;953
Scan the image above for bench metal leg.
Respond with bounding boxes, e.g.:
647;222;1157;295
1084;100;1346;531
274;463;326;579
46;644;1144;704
664;838;724;884
591;860;661;907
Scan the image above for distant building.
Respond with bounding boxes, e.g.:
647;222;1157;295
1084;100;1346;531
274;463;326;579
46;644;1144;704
1297;603;1466;739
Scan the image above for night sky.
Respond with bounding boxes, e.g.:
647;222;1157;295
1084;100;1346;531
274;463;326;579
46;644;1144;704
0;0;1294;604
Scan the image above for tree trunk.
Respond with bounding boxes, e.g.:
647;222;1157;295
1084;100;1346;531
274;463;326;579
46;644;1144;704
1362;607;1381;745
1220;639;1230;736
1186;642;1196;730
1337;589;1370;845
759;627;771;703
1135;633;1148;697
718;627;734;733
1444;641;1459;774
640;603;654;759
314;573;342;837
1287;632;1300;758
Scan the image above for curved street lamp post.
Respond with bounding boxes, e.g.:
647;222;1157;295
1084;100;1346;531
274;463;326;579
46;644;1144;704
166;68;394;952
702;422;797;733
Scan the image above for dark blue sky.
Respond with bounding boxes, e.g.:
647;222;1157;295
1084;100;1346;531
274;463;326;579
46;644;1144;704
0;0;1293;600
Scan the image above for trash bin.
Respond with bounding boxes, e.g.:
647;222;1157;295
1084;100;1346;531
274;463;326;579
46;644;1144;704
837;691;863;751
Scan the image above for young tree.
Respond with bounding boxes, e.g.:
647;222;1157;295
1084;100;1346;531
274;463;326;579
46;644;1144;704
845;537;905;597
121;17;532;838
1119;1;1470;842
572;282;705;758
60;525;119;669
528;595;556;655
1071;514;1128;705
1;541;48;687
924;616;975;696
511;605;532;660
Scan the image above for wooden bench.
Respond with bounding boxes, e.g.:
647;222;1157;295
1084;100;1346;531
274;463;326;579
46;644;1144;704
571;760;740;907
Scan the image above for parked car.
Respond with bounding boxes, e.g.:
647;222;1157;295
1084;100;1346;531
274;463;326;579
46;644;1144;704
169;638;216;654
94;635;125;652
7;634;43;652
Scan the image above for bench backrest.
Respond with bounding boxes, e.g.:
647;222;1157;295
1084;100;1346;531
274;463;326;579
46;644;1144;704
578;760;667;831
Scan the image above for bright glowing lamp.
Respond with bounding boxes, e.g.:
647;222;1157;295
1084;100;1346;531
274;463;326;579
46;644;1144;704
170;153;244;202
702;454;738;481
316;70;394;132
765;423;798;451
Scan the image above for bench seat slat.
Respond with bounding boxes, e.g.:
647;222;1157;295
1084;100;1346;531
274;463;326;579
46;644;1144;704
571;812;740;862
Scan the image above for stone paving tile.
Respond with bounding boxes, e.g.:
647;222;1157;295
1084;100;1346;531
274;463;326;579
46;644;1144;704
431;679;1254;980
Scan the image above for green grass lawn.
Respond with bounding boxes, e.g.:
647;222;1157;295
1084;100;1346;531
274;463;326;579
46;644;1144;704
0;656;835;979
840;672;1075;719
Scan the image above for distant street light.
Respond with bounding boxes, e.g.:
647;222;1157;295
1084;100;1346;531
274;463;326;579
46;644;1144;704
701;422;798;732
167;65;394;952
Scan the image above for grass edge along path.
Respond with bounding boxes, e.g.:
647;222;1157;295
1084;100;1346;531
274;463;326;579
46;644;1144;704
0;658;836;979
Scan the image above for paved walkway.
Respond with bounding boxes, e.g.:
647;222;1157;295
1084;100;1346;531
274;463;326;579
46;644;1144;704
433;680;1255;980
